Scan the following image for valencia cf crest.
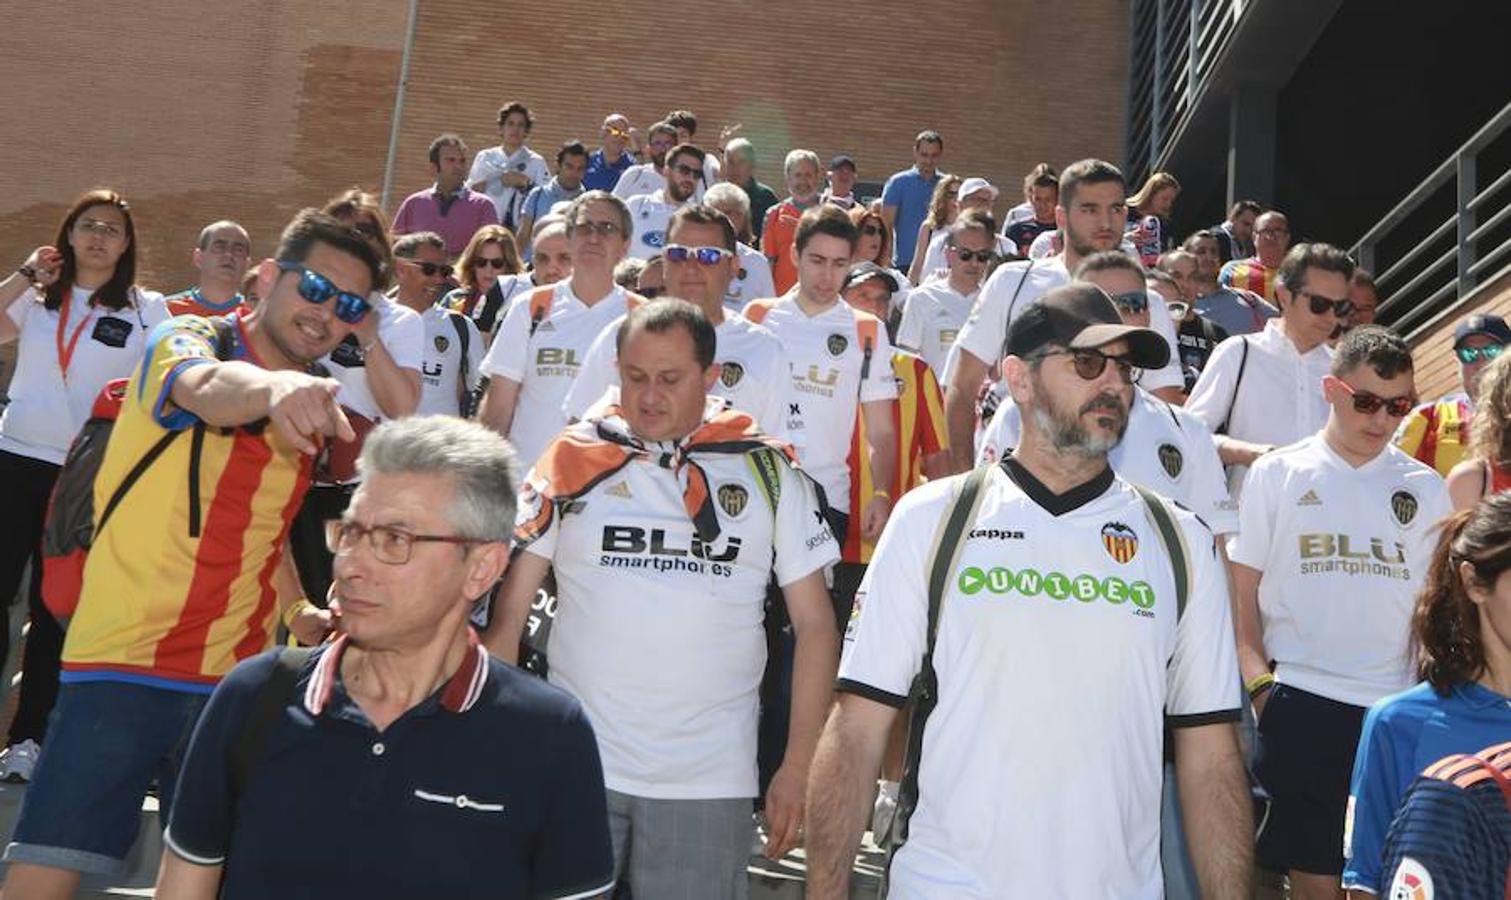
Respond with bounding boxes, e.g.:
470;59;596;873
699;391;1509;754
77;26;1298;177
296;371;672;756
827;333;848;356
1157;443;1183;479
434;334;450;353
717;483;750;518
1390;489;1419;527
720;361;745;388
1101;522;1139;563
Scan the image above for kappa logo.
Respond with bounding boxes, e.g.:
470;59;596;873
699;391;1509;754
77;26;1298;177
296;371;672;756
606;481;632;499
1297;489;1322;506
716;483;750;519
720;360;745;388
1390;489;1419;527
434;333;450;353
1101;522;1139;563
1157;443;1184;479
826;333;848;356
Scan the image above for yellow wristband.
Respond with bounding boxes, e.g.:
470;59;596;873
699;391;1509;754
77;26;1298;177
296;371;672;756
1244;672;1275;697
281;598;315;629
872;490;892;501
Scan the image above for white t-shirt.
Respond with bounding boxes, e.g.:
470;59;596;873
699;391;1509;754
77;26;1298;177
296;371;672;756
977;387;1238;534
896;281;977;376
519;423;838;798
748;297;899;513
841;461;1239;899
915;231;1014;285
724;243;775;315
322;295;424;421
1185;320;1334;496
561;312;790;438
624;190;685;260
414;305;483;417
481;281;632;469
467;144;551;226
611;163;665;200
0;286;169;465
1226;435;1451;707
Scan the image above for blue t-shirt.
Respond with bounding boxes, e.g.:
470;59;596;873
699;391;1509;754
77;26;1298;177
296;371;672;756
583;149;633;192
520;179;585;261
881;166;941;269
1343;680;1511;893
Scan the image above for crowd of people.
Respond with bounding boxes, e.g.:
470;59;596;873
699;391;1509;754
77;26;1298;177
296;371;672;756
0;101;1505;900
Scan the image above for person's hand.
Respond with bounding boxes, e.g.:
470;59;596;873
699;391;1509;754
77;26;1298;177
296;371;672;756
288;603;333;646
21;246;63;287
266;372;354;455
352;302;383;347
1236;442;1274;467
1251;688;1270;719
626;126;643;152
761;761;808;860
861;494;893;541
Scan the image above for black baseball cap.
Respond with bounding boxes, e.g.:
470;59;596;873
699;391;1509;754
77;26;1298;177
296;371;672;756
1452;313;1511;349
1004;283;1170;369
844;261;900;294
829;154;856;172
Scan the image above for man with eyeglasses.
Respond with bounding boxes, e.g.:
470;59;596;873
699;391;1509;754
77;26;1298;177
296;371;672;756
1188;243;1358;498
1219;210;1291;304
1184;229;1278;337
625;143;703;260
394;133;500;258
1227;326;1450;900
157;416;616;900
1394;313;1511;478
391;232;481;417
479;191;642;472
563;205;789;435
485;301;838;898
897;209;995;375
612;120;681;201
806;283;1253;900
0;210;384;899
763;149;826;296
166;220;252;317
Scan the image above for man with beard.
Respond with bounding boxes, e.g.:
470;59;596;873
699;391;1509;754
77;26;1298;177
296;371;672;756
806;283;1253;899
625;143;703;260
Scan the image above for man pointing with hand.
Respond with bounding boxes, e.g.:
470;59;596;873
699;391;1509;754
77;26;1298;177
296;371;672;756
2;209;383;899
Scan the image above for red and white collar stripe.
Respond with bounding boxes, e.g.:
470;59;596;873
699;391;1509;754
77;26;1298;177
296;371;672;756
304;628;489;716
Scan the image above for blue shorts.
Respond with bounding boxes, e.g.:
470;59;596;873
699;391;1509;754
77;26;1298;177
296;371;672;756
4;681;208;874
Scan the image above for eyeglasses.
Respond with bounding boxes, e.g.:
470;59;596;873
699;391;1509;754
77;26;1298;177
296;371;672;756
861;223;886;237
75;218;125;239
474;257;509;270
1334;380;1415;417
402;259;453;278
1300;291;1354;318
1109;291;1149;313
325;520;480;566
670;163;703;179
951;247;997;264
574;219;624;238
1034;348;1142;384
665;245;732;266
1455;343;1505;365
276;261;372;324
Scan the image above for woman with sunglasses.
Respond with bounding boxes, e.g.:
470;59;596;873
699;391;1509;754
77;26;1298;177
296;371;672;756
443;224;522;329
1341;492;1511;897
0;189;169;783
848;207;911;325
905;174;962;286
1447;351;1511;510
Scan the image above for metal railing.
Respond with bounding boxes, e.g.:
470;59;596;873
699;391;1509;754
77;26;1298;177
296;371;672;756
1125;0;1245;186
1355;102;1511;340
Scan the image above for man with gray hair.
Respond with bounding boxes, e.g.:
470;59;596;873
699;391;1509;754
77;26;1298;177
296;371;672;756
723;137;778;241
704;182;776;313
762;148;823;294
157;416;615;899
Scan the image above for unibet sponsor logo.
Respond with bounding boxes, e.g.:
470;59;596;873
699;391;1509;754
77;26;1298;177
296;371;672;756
1297;533;1412;580
956;566;1155;612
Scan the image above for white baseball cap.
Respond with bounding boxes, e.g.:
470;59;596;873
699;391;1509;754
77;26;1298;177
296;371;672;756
957;177;999;201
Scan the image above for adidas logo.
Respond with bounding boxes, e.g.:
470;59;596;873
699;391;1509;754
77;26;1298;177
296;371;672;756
1297;489;1322;506
607;481;632;499
537;321;556;332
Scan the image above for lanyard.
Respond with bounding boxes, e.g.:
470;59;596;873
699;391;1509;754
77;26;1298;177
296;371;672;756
55;293;96;380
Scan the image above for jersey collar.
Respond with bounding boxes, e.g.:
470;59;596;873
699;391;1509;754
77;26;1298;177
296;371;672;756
999;455;1115;517
303;628;490;717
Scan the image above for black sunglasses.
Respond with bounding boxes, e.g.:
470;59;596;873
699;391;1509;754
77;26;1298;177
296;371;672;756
474;257;509;270
1455;343;1505;365
405;260;452;278
861;223;885;237
953;248;997;263
276;261;371;324
1109;291;1149;313
1035;348;1142;384
1336;380;1415;417
1301;291;1353;318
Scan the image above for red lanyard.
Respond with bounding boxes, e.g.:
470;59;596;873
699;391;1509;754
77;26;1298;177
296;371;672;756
55;294;95;380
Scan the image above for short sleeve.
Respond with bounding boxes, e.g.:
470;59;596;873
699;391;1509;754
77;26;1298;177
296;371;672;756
771;462;840;586
1226;456;1275;569
391;197;415;236
1342;701;1413;893
741;253;775;301
466;153;490;189
1141;291;1184;392
526;154;551;188
136;291;172;329
561;319;621;421
133;316;220;431
531;699;615;900
896;294;926;353
760;208;781;261
521;187;544;220
836;484;944;706
880;174;902;210
481;294;533;381
380;305;424;372
6;287;39;328
1217;260;1237;288
1165;515;1241;723
1178;412;1238;534
1393;405;1432;459
1184;335;1244;434
859;324;899;403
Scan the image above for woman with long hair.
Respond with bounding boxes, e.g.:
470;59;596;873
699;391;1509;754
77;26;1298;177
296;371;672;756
1447;351;1511;509
1125;171;1181;266
850;206;910;325
906;174;962;285
442;224;522;333
1341;493;1511;895
0;189;169;782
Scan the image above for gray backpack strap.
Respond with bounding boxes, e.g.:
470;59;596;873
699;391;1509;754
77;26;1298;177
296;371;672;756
1133;485;1190;621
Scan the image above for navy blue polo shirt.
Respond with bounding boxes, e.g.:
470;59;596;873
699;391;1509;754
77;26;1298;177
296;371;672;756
165;632;614;899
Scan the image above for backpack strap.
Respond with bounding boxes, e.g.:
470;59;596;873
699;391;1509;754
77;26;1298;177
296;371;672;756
447;311;473;415
854;311;880;382
744;446;784;517
995;259;1035;362
526;286;556;337
230;646;315;799
1133;485;1190;621
1216;336;1250;436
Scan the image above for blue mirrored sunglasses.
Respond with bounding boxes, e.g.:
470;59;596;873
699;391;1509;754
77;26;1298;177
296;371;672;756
276;261;372;324
665;244;732;266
